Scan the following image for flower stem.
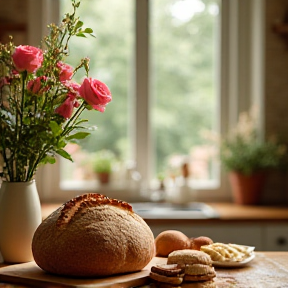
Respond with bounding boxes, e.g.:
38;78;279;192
15;71;27;181
26;149;47;181
61;102;86;137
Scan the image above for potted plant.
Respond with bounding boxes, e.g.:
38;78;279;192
220;108;287;205
92;150;116;184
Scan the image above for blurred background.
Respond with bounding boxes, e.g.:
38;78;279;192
1;0;288;206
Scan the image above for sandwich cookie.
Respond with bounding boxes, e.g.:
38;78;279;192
149;263;185;286
167;250;216;283
150;250;216;287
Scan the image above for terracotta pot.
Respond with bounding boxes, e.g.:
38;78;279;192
97;172;110;184
229;171;266;205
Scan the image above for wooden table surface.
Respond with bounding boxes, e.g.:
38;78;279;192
1;252;288;287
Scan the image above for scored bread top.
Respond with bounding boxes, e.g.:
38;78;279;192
57;193;133;228
167;249;212;266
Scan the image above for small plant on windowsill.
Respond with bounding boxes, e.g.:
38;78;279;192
220;108;287;176
220;107;288;205
92;150;116;185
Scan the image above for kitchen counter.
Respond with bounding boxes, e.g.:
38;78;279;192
41;202;288;222
0;252;288;287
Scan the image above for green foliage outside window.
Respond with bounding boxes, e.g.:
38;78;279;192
61;0;219;179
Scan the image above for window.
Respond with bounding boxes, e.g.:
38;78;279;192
58;0;134;189
150;0;219;184
34;0;265;203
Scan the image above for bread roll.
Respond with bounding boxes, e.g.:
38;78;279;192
190;236;213;250
32;193;155;277
155;230;190;257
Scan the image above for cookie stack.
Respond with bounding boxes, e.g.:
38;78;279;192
150;263;185;287
150;250;216;288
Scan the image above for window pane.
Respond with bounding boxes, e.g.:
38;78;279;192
58;0;219;191
150;0;220;184
59;0;133;186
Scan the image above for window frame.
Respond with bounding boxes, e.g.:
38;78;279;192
31;0;265;203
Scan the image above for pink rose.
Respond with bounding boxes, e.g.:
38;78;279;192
55;94;79;119
27;76;48;95
68;81;80;92
79;77;112;112
57;62;74;82
63;81;80;98
12;45;43;73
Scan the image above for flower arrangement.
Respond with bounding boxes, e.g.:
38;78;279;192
220;107;287;175
0;0;112;182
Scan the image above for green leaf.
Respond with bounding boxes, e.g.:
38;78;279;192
84;28;93;33
23;117;31;125
49;121;62;136
41;155;56;165
76;33;86;38
75;20;84;29
56;149;73;162
72;125;87;130
75;119;88;126
84;104;93;110
74;1;80;8
66;132;90;140
55;138;67;149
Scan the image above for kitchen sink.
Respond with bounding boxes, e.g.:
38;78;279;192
131;202;220;219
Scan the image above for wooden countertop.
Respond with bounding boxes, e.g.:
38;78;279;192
209;202;288;220
1;252;288;287
41;202;288;223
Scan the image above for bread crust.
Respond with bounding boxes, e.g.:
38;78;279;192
32;193;155;277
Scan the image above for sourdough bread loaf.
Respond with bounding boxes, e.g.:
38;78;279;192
32;193;155;277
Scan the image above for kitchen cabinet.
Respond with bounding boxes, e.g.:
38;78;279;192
148;222;263;249
148;222;288;251
141;202;288;251
263;224;288;251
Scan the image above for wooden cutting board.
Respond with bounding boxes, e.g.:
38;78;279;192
0;257;166;288
1;253;288;287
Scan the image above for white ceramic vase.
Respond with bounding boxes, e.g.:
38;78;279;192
0;180;42;263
